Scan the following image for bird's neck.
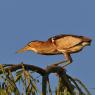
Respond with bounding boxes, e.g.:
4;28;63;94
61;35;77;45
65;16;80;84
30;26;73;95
36;41;55;49
31;41;57;54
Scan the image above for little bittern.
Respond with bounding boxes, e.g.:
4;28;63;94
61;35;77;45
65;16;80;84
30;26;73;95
17;34;91;67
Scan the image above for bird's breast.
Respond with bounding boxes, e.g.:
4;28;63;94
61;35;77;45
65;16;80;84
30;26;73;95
33;43;61;55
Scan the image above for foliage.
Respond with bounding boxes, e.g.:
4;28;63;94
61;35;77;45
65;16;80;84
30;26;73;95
0;63;91;95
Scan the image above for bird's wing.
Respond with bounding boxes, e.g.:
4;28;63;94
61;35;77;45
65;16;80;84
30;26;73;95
49;35;83;49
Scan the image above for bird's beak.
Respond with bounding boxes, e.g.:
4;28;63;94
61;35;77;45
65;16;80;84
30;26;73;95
16;45;30;53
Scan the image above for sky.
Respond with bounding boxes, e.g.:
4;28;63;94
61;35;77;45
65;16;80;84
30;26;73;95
0;0;95;94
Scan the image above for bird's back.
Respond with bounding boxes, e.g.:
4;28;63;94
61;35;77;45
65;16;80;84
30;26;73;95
48;34;91;49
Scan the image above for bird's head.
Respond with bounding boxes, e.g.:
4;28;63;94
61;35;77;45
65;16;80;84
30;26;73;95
28;40;44;48
16;40;44;53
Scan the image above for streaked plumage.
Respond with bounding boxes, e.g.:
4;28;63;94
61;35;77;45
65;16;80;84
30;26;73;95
17;34;91;66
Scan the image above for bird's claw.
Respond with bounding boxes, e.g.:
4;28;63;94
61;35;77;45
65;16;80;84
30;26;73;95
51;61;66;67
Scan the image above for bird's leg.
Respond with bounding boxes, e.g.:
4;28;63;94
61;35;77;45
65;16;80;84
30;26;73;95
61;52;72;67
52;52;72;67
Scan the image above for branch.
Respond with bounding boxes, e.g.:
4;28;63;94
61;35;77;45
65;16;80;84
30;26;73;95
0;63;46;75
0;63;91;95
0;63;65;76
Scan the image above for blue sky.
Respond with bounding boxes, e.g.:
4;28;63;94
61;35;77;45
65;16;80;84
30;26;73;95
0;0;95;94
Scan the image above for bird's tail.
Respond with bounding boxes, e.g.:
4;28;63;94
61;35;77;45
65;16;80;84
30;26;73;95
82;36;92;45
82;37;91;42
16;45;30;53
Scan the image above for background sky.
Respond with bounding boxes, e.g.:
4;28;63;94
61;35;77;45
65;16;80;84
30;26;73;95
0;0;95;94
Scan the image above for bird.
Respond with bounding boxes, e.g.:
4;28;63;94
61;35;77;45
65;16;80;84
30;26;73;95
16;34;91;67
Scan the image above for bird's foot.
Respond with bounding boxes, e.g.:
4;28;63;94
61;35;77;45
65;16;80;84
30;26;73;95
51;61;66;66
52;61;70;68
